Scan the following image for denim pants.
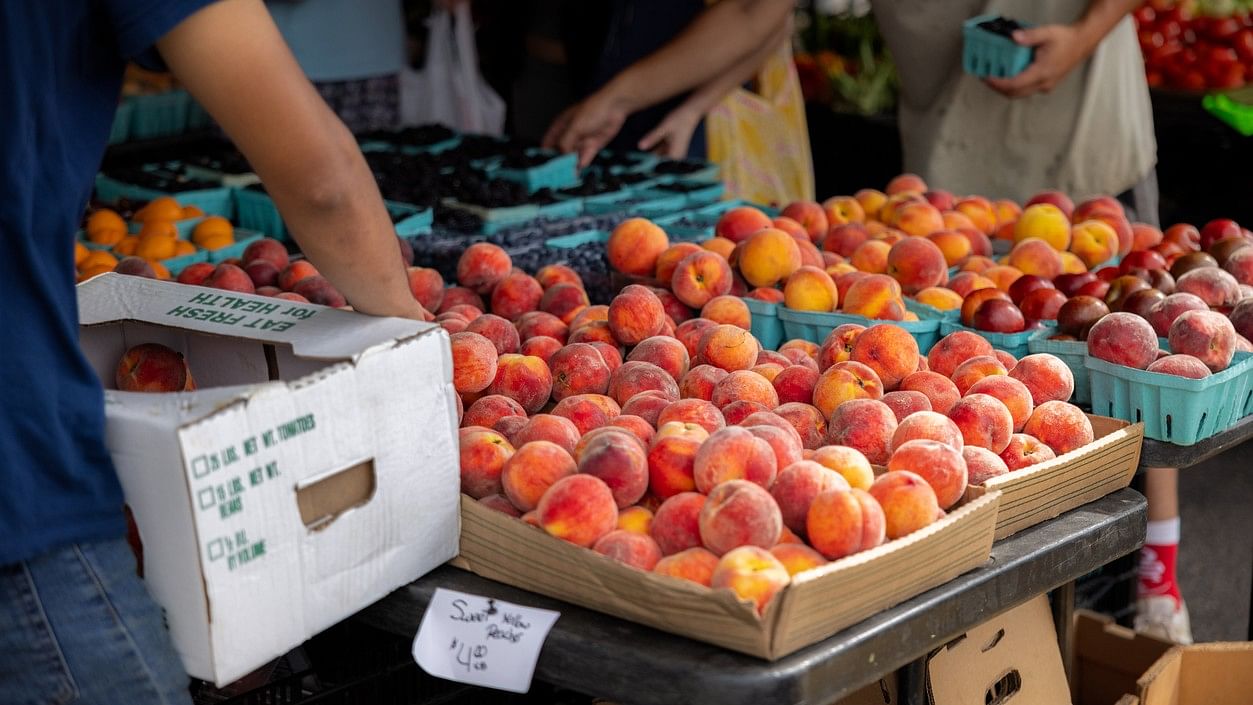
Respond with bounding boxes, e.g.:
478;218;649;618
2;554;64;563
0;538;192;705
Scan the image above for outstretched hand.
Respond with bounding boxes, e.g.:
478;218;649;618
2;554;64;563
638;105;702;158
984;24;1098;98
542;91;630;168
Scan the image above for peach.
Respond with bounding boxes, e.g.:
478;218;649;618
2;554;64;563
607;285;665;345
1224;247;1253;287
881;390;932;422
967;375;1034;432
653;546;719;585
711;370;780;410
715;206;773;243
401;267;443;313
1148;292;1210;337
928;331;996;377
954;196;997;234
824;223;870;257
720;400;770;425
850;323;919;391
842;274;906;320
887;237;948;294
700;480;784;556
625;338;689;384
772;216;810;241
520;337;562;366
679;364;728;401
1168;310;1236;372
810;445;874;490
943;211;977;232
914;288;963;313
806;487;886;561
652;287;695;324
827;399;897;465
781;201;829;242
478;494;521;517
993;198;1023;227
711;546;790;613
770;543;827;576
516;311;569;344
450;331;498;394
502;440;577;512
1005;354;1074;409
514;414;581;456
204;263;256;294
894;201;945;237
1147;354;1212;379
540;283;592;325
466;313;521;355
693;426;778;492
176;262;215;286
240;259;276;288
1007;239;1063;280
619;390;671;427
1087;312;1159;370
658;398;725;434
290;276;345;307
462;394;526;429
747;287;786;304
782;265;839;312
739;228;803;288
891;410;963;452
886;173;927;195
695;324;760;372
609;361;681;406
492;415;529;442
609;415;656;448
277;260;318;291
672;250;734;308
928;231;973;268
648;430;705;500
817;323;865;371
537;474;618;547
951;355;1008;395
869;470;940;540
850;239;891;274
617;506;654;535
696;297;748;332
655;243;704;283
593;529;662;570
547;394;613;435
773;402;828;450
675;318;717;360
578;431;649;508
608;217;669;276
751;363;784;382
536;263;583;290
440;287;485;314
964;446;1010;485
887;439;967;509
1014;204;1071;250
1023;401;1093;455
650;492;708;556
947;271;997;298
812;361;884;418
819;196;864;229
700;237;735;260
487;354;552;414
489;273;543;321
242;237;289;270
114;343;195;392
459;429;516;499
457;242;512;294
746;424;805;473
999;433;1057;471
772;365;820;405
948;393;1013;454
1069;220;1119;269
854;188;888;219
447;304;485;322
771;460;851;535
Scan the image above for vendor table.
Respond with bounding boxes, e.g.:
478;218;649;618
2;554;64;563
358;489;1146;705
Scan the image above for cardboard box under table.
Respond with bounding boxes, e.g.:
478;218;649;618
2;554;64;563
456;486;1001;660
1072;610;1173;705
1123;642;1253;705
77;274;461;685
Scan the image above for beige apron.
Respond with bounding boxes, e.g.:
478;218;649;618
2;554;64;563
871;0;1156;202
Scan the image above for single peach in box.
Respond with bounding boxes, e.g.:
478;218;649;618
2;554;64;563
459;429;515;499
951;355;1008;395
842;274;906;321
608;284;666;345
1022;401;1093;456
959;288;1012;328
854;188;888;219
783;265;839;312
954;196;997;234
887;173;927;195
675;318;717;359
812;361;883;418
440;287;485;314
574;426;644;463
701;295;751;329
746;287;786;304
693;426;778;492
711;370;780;410
806;487;886;560
891;410;963;452
739;228;803;288
886;237;948;294
850;239;892;274
869;470;939;540
963;446;1010;485
771;459;851;536
915;286;963;312
827;398;898;465
715;206;773;243
947;271;996;298
927;230;973;267
1168;310;1236;372
823;195;866;226
773;216;811;242
700;480;784;556
115;343;195;393
998;433;1056;471
537;474;618;548
1014;204;1071;250
851;323;919;390
654;546;719;585
948;393;1014;454
487;353;553;414
457;242;512;294
772;402;828;450
887;439;967;510
541;283;592;324
824;223;870;257
551;394;617;435
450;332;499;394
627;336;690;382
492;415;528;443
810;445;873;490
695;324;760;372
770;543;827;576
817;323;865;370
1069;220;1119;269
1006;353;1074;407
462;394;526;429
608;217;669;276
657;398;725;434
1147;292;1209;338
502;440;577;512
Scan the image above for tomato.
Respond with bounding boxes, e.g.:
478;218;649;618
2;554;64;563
1147;70;1164;87
1135;6;1157;25
1235;29;1253;63
1213;63;1246;89
1139;29;1166;50
1180;69;1208;91
1160;19;1183;40
1209;17;1242;41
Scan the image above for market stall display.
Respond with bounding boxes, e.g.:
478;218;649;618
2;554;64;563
1134;1;1253;90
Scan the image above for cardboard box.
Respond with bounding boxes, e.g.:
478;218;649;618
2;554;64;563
927;595;1069;705
982;416;1143;540
1131;643;1253;705
1072;610;1173;705
455;486;1000;660
78;274;461;685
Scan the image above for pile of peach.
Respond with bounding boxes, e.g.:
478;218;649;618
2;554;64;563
115;342;197;393
448;240;1095;612
169;237;352;306
77;198;244;282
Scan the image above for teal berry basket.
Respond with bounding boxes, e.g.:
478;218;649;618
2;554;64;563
905;296;961;322
962;15;1034;79
233;188;286;239
939;320;1054;359
1086;351;1253;445
94;174;234;219
496;150;579;193
127;90;192;139
778;307;942;353
442;199;540;235
384;200;435;238
743;297;784;352
1027;335;1092;406
655;179;725;209
545;230;609;249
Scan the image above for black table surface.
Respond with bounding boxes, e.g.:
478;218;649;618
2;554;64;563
358;488;1147;705
1138;414;1253;470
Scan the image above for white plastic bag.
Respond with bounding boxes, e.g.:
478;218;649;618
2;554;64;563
400;4;504;134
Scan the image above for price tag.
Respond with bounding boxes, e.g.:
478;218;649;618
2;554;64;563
412;588;561;693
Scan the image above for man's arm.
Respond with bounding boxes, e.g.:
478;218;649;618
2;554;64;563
984;0;1143;98
156;0;427;320
542;0;794;165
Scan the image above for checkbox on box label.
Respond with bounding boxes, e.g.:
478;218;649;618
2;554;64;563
197;487;216;510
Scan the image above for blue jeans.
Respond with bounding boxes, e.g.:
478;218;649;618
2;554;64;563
0;539;192;705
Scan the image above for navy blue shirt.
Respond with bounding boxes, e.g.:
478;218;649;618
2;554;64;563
0;0;212;564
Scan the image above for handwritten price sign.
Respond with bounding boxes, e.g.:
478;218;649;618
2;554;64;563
412;588;561;693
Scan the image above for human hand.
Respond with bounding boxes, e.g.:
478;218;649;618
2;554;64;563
638;105;702;159
542;90;630;168
984;24;1099;98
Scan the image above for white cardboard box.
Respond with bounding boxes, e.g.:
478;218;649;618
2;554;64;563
78;273;460;685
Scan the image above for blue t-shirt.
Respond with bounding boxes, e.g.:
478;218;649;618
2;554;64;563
0;0;212;565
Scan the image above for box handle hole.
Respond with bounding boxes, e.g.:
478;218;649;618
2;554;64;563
296;459;376;532
981;628;1005;652
985;669;1022;705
